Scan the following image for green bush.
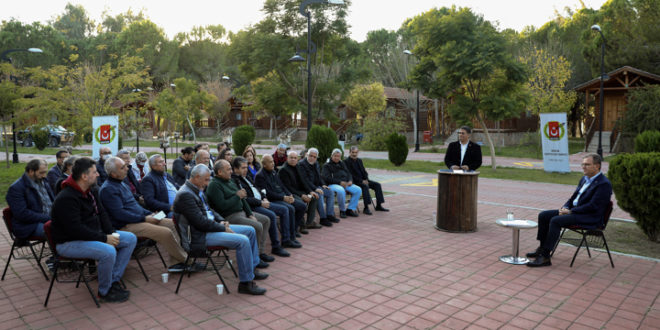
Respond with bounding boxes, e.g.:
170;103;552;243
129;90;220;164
32;128;50;150
621;85;660;134
609;152;660;242
362;113;407;151
232;125;256;155
386;133;408;166
306;125;340;165
634;130;660;153
118;134;123;150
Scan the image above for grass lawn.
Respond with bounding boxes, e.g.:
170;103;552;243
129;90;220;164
3;146;89;156
560;221;660;260
361;158;583;185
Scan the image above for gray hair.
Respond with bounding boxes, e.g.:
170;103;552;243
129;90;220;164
584;153;602;166
148;154;162;167
307;147;319;156
195;149;209;162
136;152;148;162
117;149;130;157
350;146;359;152
277;143;287;150
190;163;211;178
104;156;123;175
63;155;79;169
331;148;342;157
287;150;298;157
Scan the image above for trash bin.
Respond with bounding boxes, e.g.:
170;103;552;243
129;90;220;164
423;131;432;143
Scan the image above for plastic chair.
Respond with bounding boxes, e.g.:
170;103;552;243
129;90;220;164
43;221;100;308
552;201;615;268
132;237;167;282
2;207;49;281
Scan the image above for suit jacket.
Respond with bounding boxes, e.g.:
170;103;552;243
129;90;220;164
278;163;312;198
5;174;54;238
298;158;326;192
140;171;179;213
444;140;482;170
96;158;109;186
563;173;613;227
233;174;264;209
46;164;64;192
172;156;192;186
254;168;291;202
173;181;225;256
344;157;369;183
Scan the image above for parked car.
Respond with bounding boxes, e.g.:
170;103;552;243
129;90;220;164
17;125;75;148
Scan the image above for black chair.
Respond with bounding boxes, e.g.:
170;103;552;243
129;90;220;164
171;216;237;295
132;237;167;282
552;201;615;268
43;221;100;308
2;207;49;281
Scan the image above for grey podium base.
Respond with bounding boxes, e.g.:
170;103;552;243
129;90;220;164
499;255;529;265
434;225;477;233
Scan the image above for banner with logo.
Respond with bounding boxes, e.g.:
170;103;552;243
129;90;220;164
540;113;570;173
92;116;119;159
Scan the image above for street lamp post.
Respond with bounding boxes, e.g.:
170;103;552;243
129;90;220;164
132;88;142;152
289;0;345;133
403;50;420;152
1;48;43;163
591;24;606;158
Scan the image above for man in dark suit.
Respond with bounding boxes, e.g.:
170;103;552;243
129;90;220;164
6;159;54;239
344;146;389;215
172;147;194;186
444;126;482;171
47;150;69;191
526;153;612;267
140;154;180;216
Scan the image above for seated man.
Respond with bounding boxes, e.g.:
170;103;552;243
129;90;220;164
298;147;339;225
6;159;54;239
141;154;179;216
54;155;78;195
47;150;69;191
186;150;212;179
117;150;143;203
278;151;322;229
131;152;150;182
232;157;292;257
255;155;308;237
272;143;288;168
527;153;612;267
194;143;215;167
96;147;113;186
206;160;274;264
51;157;137;303
99;157;189;273
173;164;267;295
173;147;194;186
344;146;389;215
322;149;362;218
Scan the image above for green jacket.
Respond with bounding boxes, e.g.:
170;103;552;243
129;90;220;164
205;176;252;218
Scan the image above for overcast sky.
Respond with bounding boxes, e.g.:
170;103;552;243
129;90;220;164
1;0;607;42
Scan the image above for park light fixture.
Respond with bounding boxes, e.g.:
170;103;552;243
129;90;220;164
591;24;606;157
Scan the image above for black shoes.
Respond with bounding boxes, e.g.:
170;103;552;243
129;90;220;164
306;222;322;229
526;255;552;267
363;207;373;215
256;260;269;269
375;205;389;212
259;254;275;262
526;247;543;259
254;270;269;280
187;262;207;272
295;232;301;238
168;263;186;273
299;227;309;235
282;240;302;249
345;209;359;217
327;215;340;223
340;211;347;218
99;282;130;303
320;219;333;227
271;247;290;257
238;281;267;295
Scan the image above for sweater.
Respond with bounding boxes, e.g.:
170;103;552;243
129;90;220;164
206;176;252;218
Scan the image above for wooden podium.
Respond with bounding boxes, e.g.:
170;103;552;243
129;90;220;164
435;170;479;232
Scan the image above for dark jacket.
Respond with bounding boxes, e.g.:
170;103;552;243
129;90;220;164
172;156;192;186
96;158;109;186
123;164;142;200
562;173;613;227
6;174;54;238
50;176;114;244
140;170;179;213
254;168;291;202
206;176;252;218
232;174;263;209
47;164;64;192
298;158;326;192
278;163;311;197
54;175;68;195
321;160;352;185
344;157;369;183
444;140;482;171
173;181;225;256
99;177;151;229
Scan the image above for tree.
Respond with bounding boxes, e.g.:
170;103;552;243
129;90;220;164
176;25;233;82
520;46;577;114
52;3;94;40
620;85;660;134
199;78;232;131
344;82;386;117
407;7;529;170
241;71;300;137
0;63;22;167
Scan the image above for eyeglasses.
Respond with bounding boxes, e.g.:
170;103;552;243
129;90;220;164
581;163;594;167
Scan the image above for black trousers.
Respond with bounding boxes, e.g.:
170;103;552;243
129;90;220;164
537;209;588;253
355;180;385;207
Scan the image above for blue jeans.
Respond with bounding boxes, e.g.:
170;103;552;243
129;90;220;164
330;184;361;211
273;201;297;241
56;231;137;295
315;187;335;218
329;184;347;212
32;222;45;238
253;206;281;248
205;225;259;282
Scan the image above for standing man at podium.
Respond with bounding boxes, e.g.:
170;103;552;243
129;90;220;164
444;126;482;171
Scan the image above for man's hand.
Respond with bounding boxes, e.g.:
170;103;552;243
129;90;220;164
284;195;295;204
106;235;119;247
261;200;271;208
451;165;461;170
248;215;257;221
340;181;348;188
559;207;571;215
322;185;328;189
461;165;470;171
138;196;145;205
145;215;159;224
363;179;368;185
302;194;311;203
347;181;353;186
221;221;234;233
236;189;247;198
184;165;190;171
315;188;324;195
311;191;319;199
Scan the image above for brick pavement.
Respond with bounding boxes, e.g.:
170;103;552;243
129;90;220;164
1;174;658;329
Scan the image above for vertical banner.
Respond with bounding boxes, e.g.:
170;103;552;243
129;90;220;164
540;113;570;173
92;116;119;159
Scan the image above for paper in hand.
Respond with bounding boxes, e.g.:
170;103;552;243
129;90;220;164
153;211;166;220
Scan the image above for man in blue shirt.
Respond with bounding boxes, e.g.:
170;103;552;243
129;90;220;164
527;153;612;267
141;154;179;216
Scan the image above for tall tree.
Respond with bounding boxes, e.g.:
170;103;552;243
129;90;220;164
520;46;577;115
408;7;529;170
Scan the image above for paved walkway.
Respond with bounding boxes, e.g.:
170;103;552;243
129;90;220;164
1;170;656;329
